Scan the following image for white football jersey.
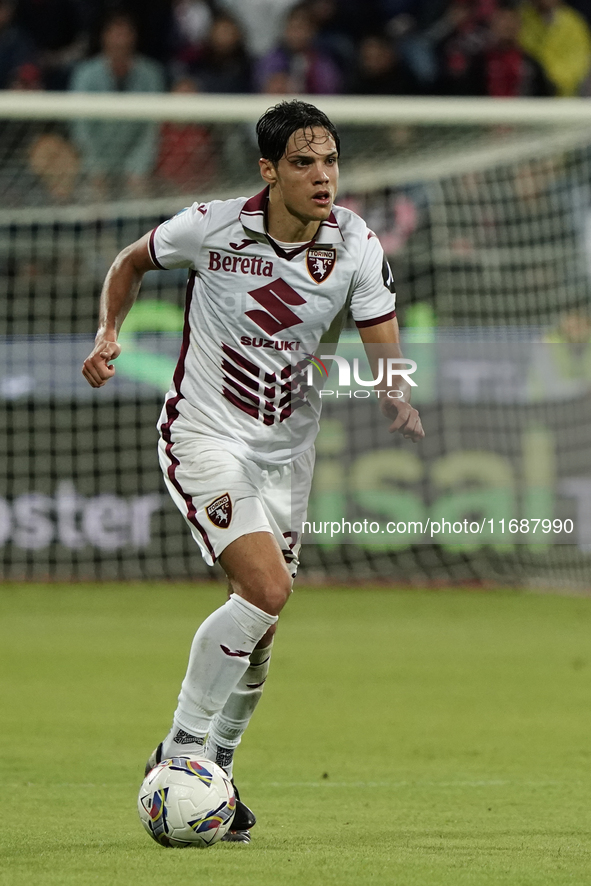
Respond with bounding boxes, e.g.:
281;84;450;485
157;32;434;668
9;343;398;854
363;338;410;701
150;186;396;465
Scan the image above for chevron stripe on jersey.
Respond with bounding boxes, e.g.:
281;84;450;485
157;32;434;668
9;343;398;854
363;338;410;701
221;343;310;427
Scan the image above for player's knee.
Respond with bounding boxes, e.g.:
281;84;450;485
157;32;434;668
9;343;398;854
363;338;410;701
261;577;292;616
252;576;291;616
230;571;291;617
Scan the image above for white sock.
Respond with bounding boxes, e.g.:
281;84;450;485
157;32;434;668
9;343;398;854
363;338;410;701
161;595;277;758
205;641;274;778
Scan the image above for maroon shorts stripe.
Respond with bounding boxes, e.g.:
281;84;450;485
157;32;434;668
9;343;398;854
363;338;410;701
148;227;166;270
159;272;216;561
355;310;397;329
163;435;215;560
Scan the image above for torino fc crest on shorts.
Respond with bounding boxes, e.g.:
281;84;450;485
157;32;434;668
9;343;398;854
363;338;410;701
206;493;232;528
306;247;336;283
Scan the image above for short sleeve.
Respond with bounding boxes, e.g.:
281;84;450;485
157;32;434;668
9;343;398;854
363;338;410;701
349;231;396;328
149;202;209;271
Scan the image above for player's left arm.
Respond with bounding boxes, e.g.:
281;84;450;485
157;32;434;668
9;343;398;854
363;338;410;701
351;228;424;442
358;317;425;442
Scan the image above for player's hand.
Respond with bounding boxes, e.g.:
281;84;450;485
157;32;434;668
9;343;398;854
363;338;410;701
380;397;425;442
82;338;121;388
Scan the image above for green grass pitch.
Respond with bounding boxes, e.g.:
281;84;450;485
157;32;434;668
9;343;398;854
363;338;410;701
2;583;591;886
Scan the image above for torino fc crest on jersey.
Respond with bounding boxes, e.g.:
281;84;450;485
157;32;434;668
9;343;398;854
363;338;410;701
306;247;336;283
206;493;232;528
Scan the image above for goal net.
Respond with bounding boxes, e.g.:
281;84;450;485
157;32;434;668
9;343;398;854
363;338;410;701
1;93;590;587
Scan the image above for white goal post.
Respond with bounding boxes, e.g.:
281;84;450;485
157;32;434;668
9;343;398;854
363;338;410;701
1;92;590;325
1;91;591;124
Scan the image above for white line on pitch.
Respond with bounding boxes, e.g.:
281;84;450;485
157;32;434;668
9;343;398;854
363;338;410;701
261;780;562;788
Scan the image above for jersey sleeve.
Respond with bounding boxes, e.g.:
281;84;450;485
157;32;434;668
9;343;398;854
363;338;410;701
349;231;397;328
148;202;209;270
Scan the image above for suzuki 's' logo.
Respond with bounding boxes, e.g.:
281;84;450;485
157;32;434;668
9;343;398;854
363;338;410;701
306;247;336;283
206;493;232;527
246;278;306;336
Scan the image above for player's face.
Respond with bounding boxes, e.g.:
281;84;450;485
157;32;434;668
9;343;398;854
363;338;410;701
263;127;339;225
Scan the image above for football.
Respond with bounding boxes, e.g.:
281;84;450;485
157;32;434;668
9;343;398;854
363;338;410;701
137;756;236;848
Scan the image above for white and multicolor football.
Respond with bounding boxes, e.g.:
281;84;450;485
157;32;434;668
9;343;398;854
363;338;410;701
138;756;236;848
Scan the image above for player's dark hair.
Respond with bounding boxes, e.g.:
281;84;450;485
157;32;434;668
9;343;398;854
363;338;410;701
256;100;340;166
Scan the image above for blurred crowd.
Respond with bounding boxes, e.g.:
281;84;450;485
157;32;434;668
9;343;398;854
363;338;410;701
4;0;591;203
3;0;591;99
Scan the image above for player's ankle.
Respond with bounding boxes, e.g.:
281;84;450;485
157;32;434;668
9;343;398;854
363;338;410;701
161;725;207;758
204;736;237;778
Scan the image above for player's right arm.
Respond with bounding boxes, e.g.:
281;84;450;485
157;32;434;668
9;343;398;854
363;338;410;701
82;233;157;388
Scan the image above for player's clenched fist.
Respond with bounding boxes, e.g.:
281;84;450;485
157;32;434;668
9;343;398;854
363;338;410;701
82;338;121;388
380;397;425;442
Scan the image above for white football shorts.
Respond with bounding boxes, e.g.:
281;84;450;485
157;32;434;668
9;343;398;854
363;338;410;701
158;434;314;576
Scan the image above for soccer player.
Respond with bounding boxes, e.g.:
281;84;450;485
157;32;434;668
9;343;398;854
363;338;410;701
82;100;424;842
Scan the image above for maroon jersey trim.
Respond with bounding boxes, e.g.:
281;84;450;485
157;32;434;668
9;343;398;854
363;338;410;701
148;227;166;270
160;271;216;561
266;234;314;262
355;310;397;329
240;187;267;217
239;186;343;245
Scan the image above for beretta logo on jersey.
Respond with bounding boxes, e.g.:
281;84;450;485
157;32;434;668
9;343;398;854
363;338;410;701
206;493;232;528
306;247;336;284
